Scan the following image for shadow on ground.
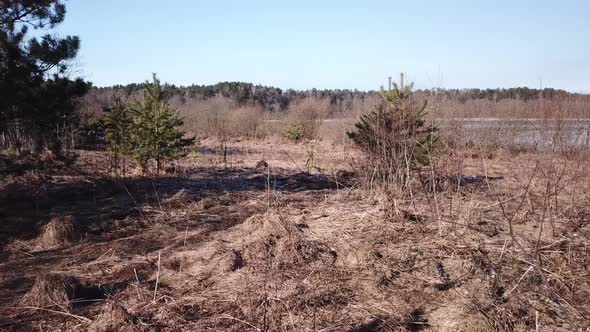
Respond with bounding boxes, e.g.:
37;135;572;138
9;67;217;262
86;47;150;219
0;166;350;257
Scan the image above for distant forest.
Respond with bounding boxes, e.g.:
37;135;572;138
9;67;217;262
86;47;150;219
84;82;583;114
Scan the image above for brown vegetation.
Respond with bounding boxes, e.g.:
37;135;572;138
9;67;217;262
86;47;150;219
3;2;586;329
33;216;77;251
1;87;590;331
284;98;330;142
20;274;76;311
88;300;140;332
1;140;589;331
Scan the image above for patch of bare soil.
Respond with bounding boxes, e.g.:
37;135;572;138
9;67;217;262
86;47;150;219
0;147;589;331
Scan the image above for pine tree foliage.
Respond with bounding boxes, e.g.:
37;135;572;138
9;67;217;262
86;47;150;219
129;74;194;173
348;83;436;186
103;74;194;174
103;97;132;171
0;1;89;152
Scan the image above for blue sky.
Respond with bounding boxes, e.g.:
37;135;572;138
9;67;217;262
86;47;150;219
56;0;589;91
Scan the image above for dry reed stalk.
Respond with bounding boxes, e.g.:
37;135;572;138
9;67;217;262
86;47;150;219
133;268;143;301
153;251;161;303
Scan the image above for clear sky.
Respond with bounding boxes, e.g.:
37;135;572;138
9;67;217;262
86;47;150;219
55;0;589;92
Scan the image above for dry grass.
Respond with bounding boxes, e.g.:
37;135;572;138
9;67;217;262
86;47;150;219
88;300;139;332
0;129;37;155
162;189;194;209
429;298;492;332
34;216;76;251
4;78;590;331
1;139;590;331
20;273;76;311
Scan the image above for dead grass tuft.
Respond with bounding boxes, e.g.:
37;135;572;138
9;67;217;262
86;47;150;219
34;216;76;250
20;273;76;311
89;300;139;332
241;211;293;239
239;211;334;268
162;189;194;208
429;298;492;332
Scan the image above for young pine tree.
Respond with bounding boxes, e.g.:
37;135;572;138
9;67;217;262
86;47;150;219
347;82;436;187
103;97;132;173
129;74;194;174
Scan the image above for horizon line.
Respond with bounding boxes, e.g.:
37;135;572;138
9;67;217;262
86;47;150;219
90;80;589;95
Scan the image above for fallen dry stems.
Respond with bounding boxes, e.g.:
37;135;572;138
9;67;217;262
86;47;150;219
15;306;92;323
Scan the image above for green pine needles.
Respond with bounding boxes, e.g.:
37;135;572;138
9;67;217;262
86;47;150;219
103;74;194;174
103;97;132;172
347;82;436;187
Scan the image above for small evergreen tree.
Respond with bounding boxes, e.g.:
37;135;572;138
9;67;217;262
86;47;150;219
129;74;194;174
348;83;436;187
103;97;132;173
101;74;194;175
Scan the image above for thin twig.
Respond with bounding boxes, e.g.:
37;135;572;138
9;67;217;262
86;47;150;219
150;179;162;210
16;306;91;323
505;266;533;297
215;315;261;331
134;268;144;301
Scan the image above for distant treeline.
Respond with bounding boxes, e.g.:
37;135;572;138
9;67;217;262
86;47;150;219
87;82;584;113
421;87;576;102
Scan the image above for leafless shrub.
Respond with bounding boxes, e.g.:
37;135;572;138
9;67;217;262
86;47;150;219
178;96;235;138
284;98;329;142
178;96;267;141
434;93;590;155
229;105;266;139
